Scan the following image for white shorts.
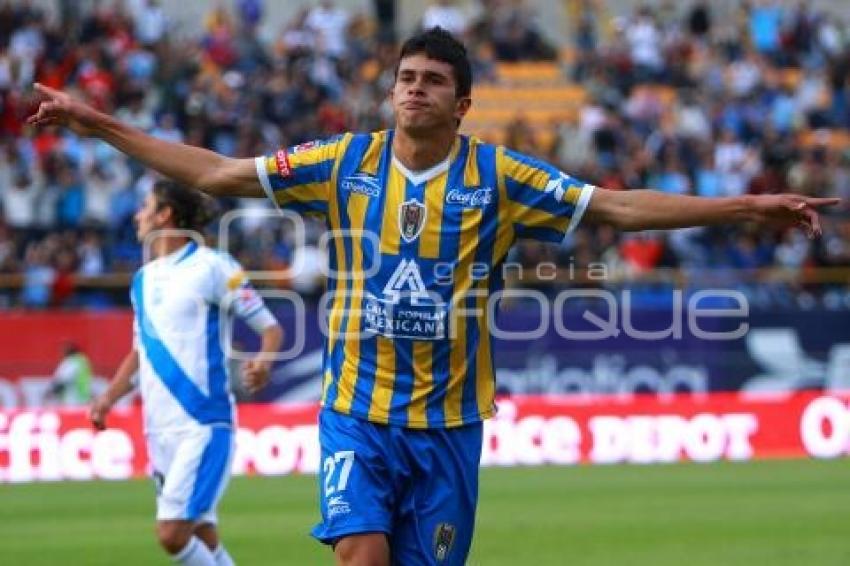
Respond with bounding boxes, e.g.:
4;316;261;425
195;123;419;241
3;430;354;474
147;426;234;523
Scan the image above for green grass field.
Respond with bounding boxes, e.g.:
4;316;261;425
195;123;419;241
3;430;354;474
1;459;848;565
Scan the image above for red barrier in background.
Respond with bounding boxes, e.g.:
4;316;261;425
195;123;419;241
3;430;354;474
0;310;132;378
1;392;848;483
0;311;134;409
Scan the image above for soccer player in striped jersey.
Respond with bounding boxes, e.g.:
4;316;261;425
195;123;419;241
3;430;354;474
89;181;283;566
32;27;838;566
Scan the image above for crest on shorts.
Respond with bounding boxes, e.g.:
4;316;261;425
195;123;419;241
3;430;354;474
399;198;426;243
433;522;456;562
152;470;165;496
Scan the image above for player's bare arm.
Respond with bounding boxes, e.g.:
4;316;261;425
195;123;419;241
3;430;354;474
242;323;284;394
89;349;139;430
584;188;841;238
27;83;262;198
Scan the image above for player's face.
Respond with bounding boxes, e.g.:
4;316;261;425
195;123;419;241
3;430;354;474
134;192;167;241
391;54;471;135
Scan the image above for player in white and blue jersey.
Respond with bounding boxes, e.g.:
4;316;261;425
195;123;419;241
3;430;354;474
89;181;283;566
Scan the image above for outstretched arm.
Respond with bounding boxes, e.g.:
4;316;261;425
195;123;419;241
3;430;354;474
27;83;262;198
584;188;840;238
89;349;139;430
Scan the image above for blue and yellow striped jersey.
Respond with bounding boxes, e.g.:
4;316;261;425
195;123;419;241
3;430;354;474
255;130;594;428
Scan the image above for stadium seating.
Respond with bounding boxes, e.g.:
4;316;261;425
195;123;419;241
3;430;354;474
463;64;584;147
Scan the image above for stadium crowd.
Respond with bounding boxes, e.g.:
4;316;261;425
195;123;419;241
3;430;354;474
0;0;849;309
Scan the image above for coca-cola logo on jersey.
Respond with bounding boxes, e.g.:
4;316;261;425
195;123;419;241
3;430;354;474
445;188;492;208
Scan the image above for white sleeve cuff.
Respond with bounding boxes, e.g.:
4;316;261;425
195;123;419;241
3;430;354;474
254;156;278;207
566;184;595;234
245;306;278;335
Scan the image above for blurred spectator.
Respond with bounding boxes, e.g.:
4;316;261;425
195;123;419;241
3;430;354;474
649;150;691;195
727;49;762;98
278;8;314;55
687;2;711;40
1;143;42;234
45;342;93;406
504;114;539;156
820;218;850;267
236;0;264;32
8;9;45;87
674;91;712;141
485;0;557;61
788;145;831;197
51;243;77;306
0;0;846;310
775;230;811;271
422;0;468;37
620;233;665;274
115;91;155;131
288;242;328;302
130;0;168;48
568;0;601;80
83;156;131;228
203;4;238;68
54;162;86;229
77;230;106;277
373;0;396;43
20;241;54;308
149;113;184;144
305;0;350;59
0;222;18;298
749;0;783;58
714;128;760;196
626;6;664;82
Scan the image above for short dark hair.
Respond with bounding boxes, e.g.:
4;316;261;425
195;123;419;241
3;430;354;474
397;27;472;98
152;180;218;232
62;341;81;356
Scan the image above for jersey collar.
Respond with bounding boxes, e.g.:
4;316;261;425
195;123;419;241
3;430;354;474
163;241;199;265
391;137;460;186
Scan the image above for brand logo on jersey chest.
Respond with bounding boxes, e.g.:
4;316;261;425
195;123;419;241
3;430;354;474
341;173;381;197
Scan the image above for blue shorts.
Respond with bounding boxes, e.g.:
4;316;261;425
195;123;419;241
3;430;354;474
311;409;483;565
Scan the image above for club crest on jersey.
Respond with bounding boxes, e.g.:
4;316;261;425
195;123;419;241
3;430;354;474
399;198;426;243
433;523;456;562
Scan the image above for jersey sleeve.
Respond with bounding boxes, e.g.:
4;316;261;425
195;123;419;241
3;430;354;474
208;253;279;334
497;147;595;242
253;135;347;218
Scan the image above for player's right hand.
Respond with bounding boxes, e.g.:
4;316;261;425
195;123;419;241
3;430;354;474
242;358;272;395
27;83;102;137
89;395;112;431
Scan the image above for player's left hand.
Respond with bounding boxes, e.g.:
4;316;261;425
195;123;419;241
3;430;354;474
241;358;272;394
749;195;841;238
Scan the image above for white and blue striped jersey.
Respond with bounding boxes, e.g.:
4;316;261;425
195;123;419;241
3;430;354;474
131;241;277;433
